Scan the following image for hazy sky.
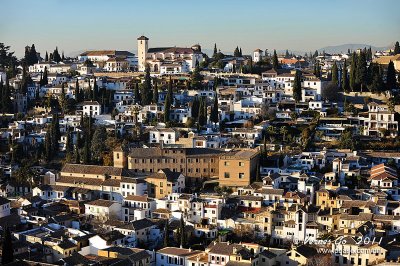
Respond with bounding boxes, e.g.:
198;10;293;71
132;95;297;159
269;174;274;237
1;0;400;58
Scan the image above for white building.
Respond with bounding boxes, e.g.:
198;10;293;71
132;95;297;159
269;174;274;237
84;199;122;221
253;49;263;63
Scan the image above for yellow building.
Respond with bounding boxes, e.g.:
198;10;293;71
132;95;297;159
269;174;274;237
145;169;185;199
218;149;260;189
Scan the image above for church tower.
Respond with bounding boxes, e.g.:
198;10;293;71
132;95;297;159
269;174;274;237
137;35;149;71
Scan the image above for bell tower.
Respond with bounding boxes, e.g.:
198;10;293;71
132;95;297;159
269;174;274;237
137;35;149;72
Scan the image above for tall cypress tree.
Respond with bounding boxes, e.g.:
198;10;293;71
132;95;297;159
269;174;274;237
213;43;217;57
394;41;400;55
386;60;397;90
349;52;357;91
356;51;367;92
153;78;158;104
163;221;169;247
368;63;384;93
65;129;73;162
45;130;52;162
141;65;152;105
164;90;171;124
1;227;14;264
210;94;219;124
198;97;206;126
293;70;302;102
2;77;12;113
92;76;98;101
342;59;350;93
42;66;48;86
331;61;339;86
134;82;141;104
179;216;186;248
45;51;49;62
191;97;200;119
83;136;90;164
167;76;173;103
272;50;279;70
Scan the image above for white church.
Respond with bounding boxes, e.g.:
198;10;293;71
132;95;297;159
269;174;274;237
137;35;205;74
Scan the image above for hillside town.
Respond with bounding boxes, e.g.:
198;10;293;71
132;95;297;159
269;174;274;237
0;34;399;266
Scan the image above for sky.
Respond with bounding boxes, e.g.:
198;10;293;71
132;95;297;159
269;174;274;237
1;0;400;58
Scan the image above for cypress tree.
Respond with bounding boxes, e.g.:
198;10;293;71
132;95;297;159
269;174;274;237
2;77;12;113
394;41;400;55
213;43;217;57
349;52;357;91
65;129;73;162
0;78;3;111
331;61;339;86
198;97;206;126
45;51;49;62
191;97;200;119
179;216;186;248
74;143;80;164
342;60;350;93
368;63;384;93
42;66;48;86
134;82;141;104
386;60;397;90
153;78;158;104
293;70;302;102
1;227;14;264
45;131;52;161
239;47;242;57
164;89;171;123
53;47;61;63
234;46;240;57
210;94;219;124
141;65;152;105
163;221;169;247
356;51;367;92
272;49;279;70
75;79;81;103
83;136;90;164
60;83;66;114
92;76;98;101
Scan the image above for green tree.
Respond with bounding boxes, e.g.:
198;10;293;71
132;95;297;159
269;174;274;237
386;60;397;90
41;66;49;86
1;78;12;113
153;78;159;104
83;136;90;164
349;52;357;91
53;47;61;62
368;63;384;93
394;41;400;55
163;221;170;247
164;89;171;123
210;94;219;124
234;46;240;57
1;227;14;264
179;216;187;248
272;49;279;70
134;82;141;104
191;65;203;90
331;61;338;85
92;76;98;101
59;83;67;114
45;51;49;62
293;70;302;102
198;97;207;126
45;131;52;161
356;50;367;91
65;129;73;163
342;59;350;92
141;65;152;105
91;126;107;163
191;97;200;119
213;43;217;57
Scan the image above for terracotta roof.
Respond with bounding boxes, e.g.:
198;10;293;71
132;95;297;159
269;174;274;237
157;247;202;257
125;195;154;202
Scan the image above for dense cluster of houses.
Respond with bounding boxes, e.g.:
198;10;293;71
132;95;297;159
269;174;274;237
0;36;399;266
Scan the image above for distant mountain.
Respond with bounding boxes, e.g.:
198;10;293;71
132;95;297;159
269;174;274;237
317;43;390;54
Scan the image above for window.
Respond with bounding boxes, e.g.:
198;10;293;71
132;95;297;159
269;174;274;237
239;173;245;179
224;172;230;178
224;161;230;166
239;162;244;166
